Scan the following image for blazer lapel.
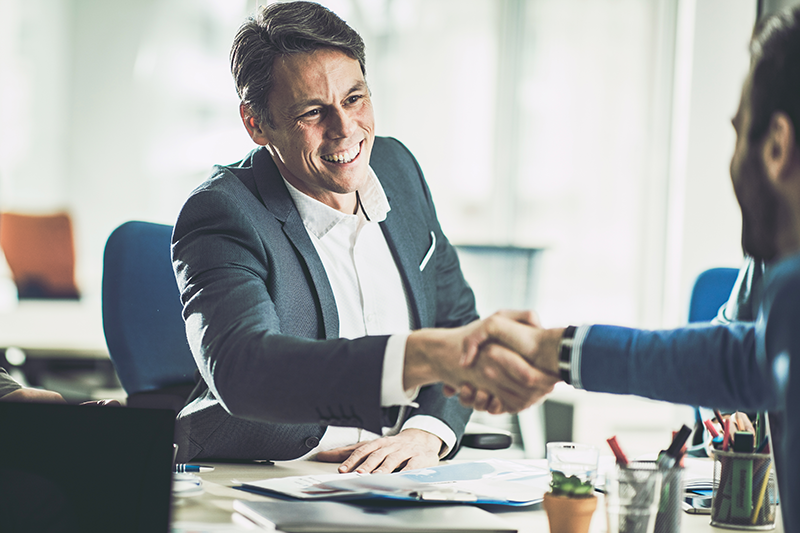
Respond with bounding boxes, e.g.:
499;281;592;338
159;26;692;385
250;148;339;339
381;219;429;330
378;181;431;330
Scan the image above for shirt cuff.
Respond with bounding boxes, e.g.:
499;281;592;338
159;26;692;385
570;325;591;390
381;332;419;407
401;415;457;458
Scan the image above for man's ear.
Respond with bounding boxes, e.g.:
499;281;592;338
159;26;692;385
240;103;270;146
762;112;797;185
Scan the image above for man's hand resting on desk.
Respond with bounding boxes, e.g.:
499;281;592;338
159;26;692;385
315;428;442;474
442;310;563;413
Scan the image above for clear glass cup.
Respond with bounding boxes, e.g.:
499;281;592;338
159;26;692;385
546;442;600;486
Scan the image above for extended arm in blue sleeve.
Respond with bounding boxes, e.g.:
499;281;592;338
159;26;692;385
578;323;778;412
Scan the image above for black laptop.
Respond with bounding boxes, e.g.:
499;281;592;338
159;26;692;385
0;401;175;533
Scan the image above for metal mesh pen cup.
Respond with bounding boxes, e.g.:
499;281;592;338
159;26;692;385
653;463;683;533
606;462;663;533
617;461;683;533
711;450;776;530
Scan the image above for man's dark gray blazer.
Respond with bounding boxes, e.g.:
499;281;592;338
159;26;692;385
172;136;476;463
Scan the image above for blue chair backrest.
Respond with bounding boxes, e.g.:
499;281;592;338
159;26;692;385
102;221;196;395
687;267;741;323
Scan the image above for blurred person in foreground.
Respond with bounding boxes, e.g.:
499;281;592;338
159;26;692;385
456;9;800;530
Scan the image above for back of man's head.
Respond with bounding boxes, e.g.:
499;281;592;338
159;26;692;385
749;7;800;147
230;1;366;129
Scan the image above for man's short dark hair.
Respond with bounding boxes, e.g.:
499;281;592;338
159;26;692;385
230;1;366;129
748;7;800;146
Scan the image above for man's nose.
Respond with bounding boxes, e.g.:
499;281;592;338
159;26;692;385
327;106;357;138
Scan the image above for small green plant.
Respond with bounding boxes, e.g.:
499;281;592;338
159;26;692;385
549;470;594;498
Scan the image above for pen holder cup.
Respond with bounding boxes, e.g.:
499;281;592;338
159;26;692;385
647;462;683;533
711;450;776;530
605;462;663;533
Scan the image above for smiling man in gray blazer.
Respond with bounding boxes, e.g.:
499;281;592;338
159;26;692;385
171;1;550;472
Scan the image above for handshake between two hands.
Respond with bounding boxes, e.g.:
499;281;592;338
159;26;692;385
405;310;566;416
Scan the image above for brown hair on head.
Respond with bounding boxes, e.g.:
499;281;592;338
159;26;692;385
230;1;366;129
748;6;800;147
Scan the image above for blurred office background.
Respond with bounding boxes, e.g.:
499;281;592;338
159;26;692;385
0;0;782;457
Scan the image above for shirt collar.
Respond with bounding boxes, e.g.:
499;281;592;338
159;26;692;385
282;166;391;239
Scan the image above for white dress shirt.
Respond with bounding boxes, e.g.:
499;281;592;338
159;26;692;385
283;168;456;459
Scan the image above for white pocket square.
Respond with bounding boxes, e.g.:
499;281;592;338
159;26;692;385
419;231;436;272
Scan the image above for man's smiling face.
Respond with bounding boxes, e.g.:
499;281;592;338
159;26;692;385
253;47;375;213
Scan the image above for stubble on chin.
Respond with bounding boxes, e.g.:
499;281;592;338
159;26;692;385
737;155;781;262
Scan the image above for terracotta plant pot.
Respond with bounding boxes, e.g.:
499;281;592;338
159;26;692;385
542;492;598;533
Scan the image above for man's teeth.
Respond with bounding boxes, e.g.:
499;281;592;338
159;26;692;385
322;144;360;163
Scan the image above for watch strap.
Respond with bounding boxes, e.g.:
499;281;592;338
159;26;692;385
558;326;577;384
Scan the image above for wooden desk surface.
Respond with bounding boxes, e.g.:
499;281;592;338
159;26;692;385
173;460;782;532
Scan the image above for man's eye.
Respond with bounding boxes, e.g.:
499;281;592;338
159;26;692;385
346;95;363;105
302;109;321;119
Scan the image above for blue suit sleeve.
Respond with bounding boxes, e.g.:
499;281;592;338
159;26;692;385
578;323;779;412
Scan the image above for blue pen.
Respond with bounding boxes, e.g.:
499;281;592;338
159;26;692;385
174;464;215;473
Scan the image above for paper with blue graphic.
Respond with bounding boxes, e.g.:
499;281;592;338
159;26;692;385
238;459;550;506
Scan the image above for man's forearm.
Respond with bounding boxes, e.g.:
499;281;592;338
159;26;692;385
403;328;453;390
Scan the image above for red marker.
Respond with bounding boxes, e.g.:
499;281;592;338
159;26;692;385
703;419;720;438
607;436;629;466
722;418;732;451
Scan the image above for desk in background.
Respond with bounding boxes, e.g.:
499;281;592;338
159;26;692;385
0;299;108;359
172;459;781;533
0;298;117;397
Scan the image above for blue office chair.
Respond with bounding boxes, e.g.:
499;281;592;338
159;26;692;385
687;267;741;323
102;221;197;412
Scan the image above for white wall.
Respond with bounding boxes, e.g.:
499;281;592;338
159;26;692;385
0;0;71;210
661;0;755;327
65;0;252;295
0;0;253;298
537;0;757;461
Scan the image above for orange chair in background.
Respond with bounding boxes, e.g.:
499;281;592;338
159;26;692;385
0;212;80;299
